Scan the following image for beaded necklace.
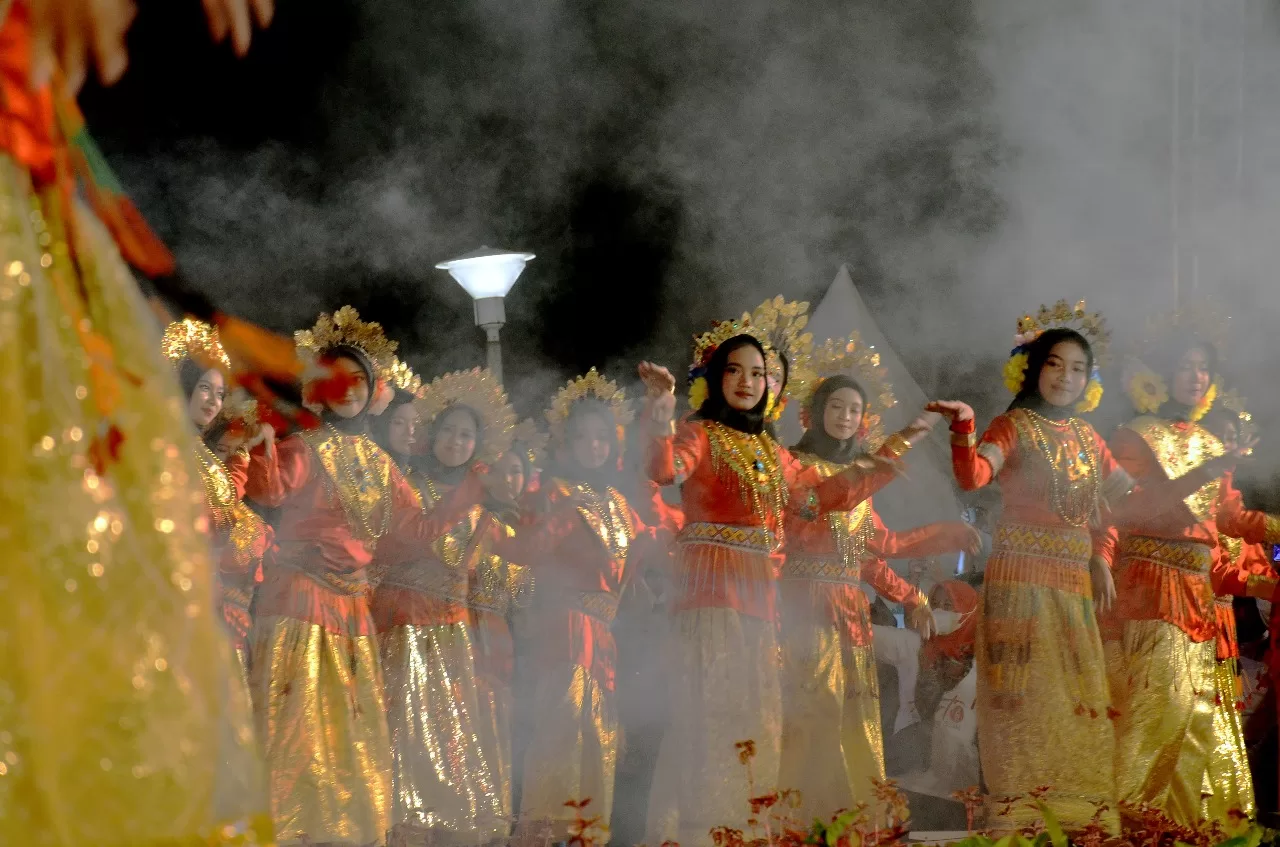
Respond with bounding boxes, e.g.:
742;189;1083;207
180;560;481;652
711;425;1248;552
194;441;237;532
574;482;635;563
1018;409;1100;527
796;453;873;567
705;421;789;529
307;425;393;549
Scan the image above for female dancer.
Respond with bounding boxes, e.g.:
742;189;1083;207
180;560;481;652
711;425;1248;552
368;357;423;474
0;2;275;842
512;369;671;836
372;365;513;844
778;338;981;820
244;308;486;846
1108;312;1277;828
929;302;1132;832
638;319;937;847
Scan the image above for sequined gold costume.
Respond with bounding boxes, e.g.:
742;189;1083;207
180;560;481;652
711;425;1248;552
643;418;905;847
950;411;1133;833
1108;418;1280;827
373;468;506;844
779;453;972;821
0;4;272;843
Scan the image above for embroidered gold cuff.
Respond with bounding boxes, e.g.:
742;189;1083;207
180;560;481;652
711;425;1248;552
1265;513;1280;545
950;431;977;448
882;432;912;459
1247;573;1278;601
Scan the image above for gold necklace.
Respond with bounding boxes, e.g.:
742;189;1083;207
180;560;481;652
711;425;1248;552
705;422;789;531
194;441;237;531
576;482;634;562
796;453;871;567
1020;410;1100;527
317;425;393;548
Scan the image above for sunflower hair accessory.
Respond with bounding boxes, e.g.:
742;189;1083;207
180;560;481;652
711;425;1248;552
415;367;516;464
1005;299;1109;413
687;317;774;411
747;296;815;421
388;356;426;398
512;417;550;467
295;306;398;382
794;334;896;448
162;318;232;372
546;367;635;443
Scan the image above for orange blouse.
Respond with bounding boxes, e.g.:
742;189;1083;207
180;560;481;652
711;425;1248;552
245;430;483;634
1110;420;1280;642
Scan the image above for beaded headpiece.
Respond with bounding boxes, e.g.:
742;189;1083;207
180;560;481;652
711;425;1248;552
1004;299;1109;413
747;296;815;421
687;317;775;412
512;417;550;467
1122;300;1230;421
294;306;398;382
220;390;260;429
546;367;635;443
387;356;426;398
794;334;897;448
161;318;232;372
415;367;516;464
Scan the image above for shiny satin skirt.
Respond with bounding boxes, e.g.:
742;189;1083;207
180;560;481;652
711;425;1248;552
1109;619;1216;828
519;664;620;835
0;157;273;845
380;623;506;843
645;608;783;847
778;625;884;822
977;579;1117;833
1203;658;1255;826
251;614;392;845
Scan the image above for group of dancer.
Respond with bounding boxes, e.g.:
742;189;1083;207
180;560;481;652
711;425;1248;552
4;2;1280;846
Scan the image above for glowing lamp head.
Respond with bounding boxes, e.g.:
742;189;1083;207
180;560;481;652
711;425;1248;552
436;246;535;300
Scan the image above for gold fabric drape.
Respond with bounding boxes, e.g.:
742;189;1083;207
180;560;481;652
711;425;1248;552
645;607;783;847
380;623;505;844
1109;619;1216;827
778;628;883;822
1203;658;1255;826
251;615;391;845
0;158;272;845
519;664;620;836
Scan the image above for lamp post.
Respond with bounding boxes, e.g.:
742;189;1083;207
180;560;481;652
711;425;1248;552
436;246;534;384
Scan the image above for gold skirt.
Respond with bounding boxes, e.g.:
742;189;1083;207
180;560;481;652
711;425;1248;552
1202;658;1255;826
251;614;392;845
779;625;884;822
380;623;506;843
977;579;1117;833
1110;619;1216;827
0;157;272;845
519;664;620;835
645;607;783;847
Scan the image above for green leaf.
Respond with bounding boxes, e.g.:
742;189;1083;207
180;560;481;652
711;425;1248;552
1034;801;1067;847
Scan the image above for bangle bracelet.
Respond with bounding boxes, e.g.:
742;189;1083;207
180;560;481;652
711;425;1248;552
881;433;912;459
951;431;977;448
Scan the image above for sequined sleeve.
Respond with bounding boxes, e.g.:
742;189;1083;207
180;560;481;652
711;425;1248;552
782;442;901;519
392;465;486;547
1217;473;1280;548
243;433;308;507
865;503;970;560
949;415;1016;491
646;419;706;486
860;555;926;608
1107;426;1227;526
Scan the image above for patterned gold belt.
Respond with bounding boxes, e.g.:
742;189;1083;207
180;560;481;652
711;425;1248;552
379;561;468;604
991;522;1092;566
1215;595;1234;608
679;521;778;554
1119;535;1212;575
574;591;620;623
780;554;860;584
468;591;510;616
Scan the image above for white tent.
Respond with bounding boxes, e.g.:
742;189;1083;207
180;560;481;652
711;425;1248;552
782;265;966;579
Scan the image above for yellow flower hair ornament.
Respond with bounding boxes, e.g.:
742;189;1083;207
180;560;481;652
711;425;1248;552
1075;377;1104;414
1190;381;1218;422
1003;352;1030;395
687;375;709;412
1123;365;1168;415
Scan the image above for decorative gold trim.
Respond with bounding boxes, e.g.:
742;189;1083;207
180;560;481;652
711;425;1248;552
162;318;231;372
794;333;896;448
881;432;911;459
1119;535;1213;575
950;430;977;448
415;367;517;465
545;367;634;443
295;305;398;381
1247;573;1278;601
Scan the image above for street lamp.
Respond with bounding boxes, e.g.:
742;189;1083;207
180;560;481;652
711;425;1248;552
436;246;534;384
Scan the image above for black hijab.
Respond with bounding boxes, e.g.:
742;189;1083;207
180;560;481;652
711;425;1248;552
368;387;417;472
791;374;866;465
548;400;622;490
1006;328;1095;421
319;345;376;435
420;404;482;486
690;334;770;435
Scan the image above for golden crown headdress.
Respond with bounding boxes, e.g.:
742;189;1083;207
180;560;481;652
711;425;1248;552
512;417;550;467
415;367;516;464
794;334;897;448
1005;299;1109;413
546;367;635;443
162;318;231;372
294;306;398;381
746;296;815;421
387;356;425;398
1122;300;1231;420
687;317;774;411
220;389;260;429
